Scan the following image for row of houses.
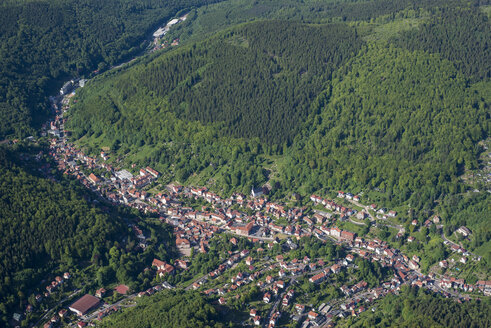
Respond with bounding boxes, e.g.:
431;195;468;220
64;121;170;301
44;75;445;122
439;277;491;295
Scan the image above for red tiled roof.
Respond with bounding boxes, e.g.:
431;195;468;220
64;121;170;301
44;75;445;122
152;258;166;269
114;284;130;295
69;294;100;315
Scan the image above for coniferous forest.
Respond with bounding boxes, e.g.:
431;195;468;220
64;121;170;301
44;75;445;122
68;21;364;145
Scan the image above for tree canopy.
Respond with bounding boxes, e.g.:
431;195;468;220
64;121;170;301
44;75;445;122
99;291;228;328
339;286;491;328
0;0;223;139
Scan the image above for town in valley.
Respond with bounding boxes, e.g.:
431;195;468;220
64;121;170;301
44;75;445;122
13;82;487;328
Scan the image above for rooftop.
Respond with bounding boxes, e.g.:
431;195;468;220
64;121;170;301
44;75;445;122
69;294;100;315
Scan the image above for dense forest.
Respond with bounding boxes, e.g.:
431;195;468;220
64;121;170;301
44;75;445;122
0;146;120;318
285;44;489;210
392;6;491;81
169;21;363;143
66;21;364;192
0;0;223;139
2;0;474;139
0;145;176;325
68;21;363;144
99;291;229;328
169;0;469;45
339;286;491;327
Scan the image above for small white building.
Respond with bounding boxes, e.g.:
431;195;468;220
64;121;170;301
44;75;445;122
456;226;471;237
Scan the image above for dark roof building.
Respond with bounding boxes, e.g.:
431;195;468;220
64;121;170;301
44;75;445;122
251;186;263;198
69;294;101;316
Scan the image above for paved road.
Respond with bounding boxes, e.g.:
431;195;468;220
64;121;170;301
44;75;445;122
184;261;238;291
349;217;366;226
346;199;376;221
346;199;405;231
265;280;292;324
441;233;460;248
84;293;139;321
33;289;82;327
440;233;478;258
184;273;211;291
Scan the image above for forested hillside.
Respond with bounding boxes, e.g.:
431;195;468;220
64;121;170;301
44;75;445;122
69;21;363;144
0;0;222;138
169;0;463;45
98;291;229;328
0;0;469;139
68;5;490;209
0;145;175;325
285;45;489;211
338;286;491;328
392;6;491;80
170;21;363;143
66;21;364;193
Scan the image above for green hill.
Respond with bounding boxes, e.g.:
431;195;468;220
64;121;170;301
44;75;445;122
0;0;463;140
285;44;489;210
0;0;223;139
392;6;491;81
0;146;120;318
68;21;363;144
66;5;490;258
66;20;364;192
68;9;490;206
